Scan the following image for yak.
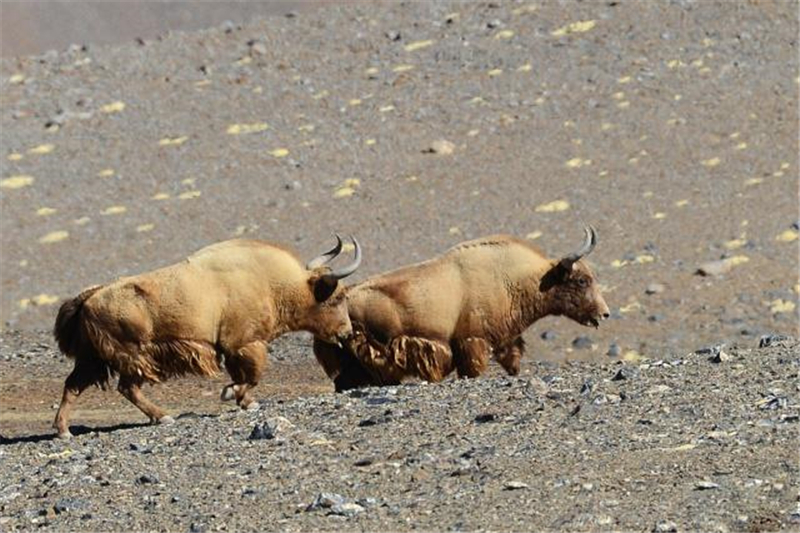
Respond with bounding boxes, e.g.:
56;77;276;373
314;227;609;391
53;235;361;438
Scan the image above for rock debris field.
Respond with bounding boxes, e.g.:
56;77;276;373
0;1;798;531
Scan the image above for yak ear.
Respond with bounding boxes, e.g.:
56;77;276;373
539;262;569;292
311;274;339;302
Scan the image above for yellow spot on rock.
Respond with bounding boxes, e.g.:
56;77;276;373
7;153;23;161
226;123;268;135
152;193;170;200
701;157;721;167
617;101;630;109
97;168;115;178
39;230;69;244
349;98;362;106
622;350;643;362
613;91;625;100
379;105;395;112
1;175;34;189
9;74;25;84
652;212;666;220
526;231;542;240
772;170;784;177
780;162;790;170
735;142;748;150
298;124;315;132
333;187;355;198
667;59;685;69
535;200;570;213
726;255;750;267
404;40;435;52
136;223;155;233
28;144;54;155
235;56;252;65
406;175;419;182
617;76;632;84
178;190;201;200
551;20;596;37
269;148;290;157
601;122;614;131
36;207;56;216
675;199;689;207
100;101;126;114
635;254;655;264
769;299;796;314
365;67;380;76
19;294;59;309
101;205;127;215
488;69;503;77
744;178;763;186
392;65;414;73
467;129;480;137
74;217;91;225
158;136;188;146
181;178;195;186
365;139;376;146
195;79;211;87
495;30;515;40
565;158;591;168
619;301;642;314
776;229;798;243
517;64;532;72
342;242;355;253
610;259;628;268
724;238;746;250
312;90;329;99
449;226;461;235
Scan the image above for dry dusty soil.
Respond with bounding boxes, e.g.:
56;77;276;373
0;1;798;531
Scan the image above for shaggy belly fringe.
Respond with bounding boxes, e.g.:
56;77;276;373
348;331;453;383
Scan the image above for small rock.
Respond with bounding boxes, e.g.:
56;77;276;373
611;367;634;381
572;336;593;349
503;481;529;490
653;520;678;533
694;480;720;490
329;502;364;517
53;498;87;514
540;330;556;341
579;380;594;396
759;334;789;348
424;139;455;155
136;474;158;485
248;40;267;56
645;283;665;295
474;413;498;423
248;417;293;440
385;30;401;41
695;259;733;276
306;492;346;512
607;343;621;357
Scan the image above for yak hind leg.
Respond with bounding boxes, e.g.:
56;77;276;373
117;375;173;425
313;338;378;392
221;341;267;409
495;337;525;376
452;337;491;379
54;359;109;439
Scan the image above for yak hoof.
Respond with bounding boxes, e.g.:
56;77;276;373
157;415;175;425
243;401;260;411
220;385;237;402
56;430;73;440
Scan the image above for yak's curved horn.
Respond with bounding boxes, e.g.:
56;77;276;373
306;234;344;270
324;236;362;281
559;226;597;270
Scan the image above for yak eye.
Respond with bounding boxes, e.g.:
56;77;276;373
576;277;589;288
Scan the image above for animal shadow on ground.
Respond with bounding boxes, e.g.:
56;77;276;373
0;411;218;444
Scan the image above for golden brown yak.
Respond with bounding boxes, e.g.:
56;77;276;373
53;235;361;438
314;227;609;391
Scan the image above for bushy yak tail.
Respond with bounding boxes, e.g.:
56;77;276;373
54;285;103;358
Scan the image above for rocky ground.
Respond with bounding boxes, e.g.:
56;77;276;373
0;1;798;531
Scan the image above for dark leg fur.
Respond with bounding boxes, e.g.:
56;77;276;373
495;337;525;376
452;337;491;378
221;341;267;408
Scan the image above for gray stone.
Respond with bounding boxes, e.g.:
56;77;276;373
572;336;593;349
645;283;665;295
306;492;346;511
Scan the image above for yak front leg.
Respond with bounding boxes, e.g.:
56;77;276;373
313;337;379;392
452;337;491;379
495;337;525;376
117;375;173;425
221;341;267;409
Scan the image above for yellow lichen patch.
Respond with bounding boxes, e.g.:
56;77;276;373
622;350;643;362
379;105;396;112
365;139;376;146
334;178;361;199
178;190;201;200
772;170;784;177
392;65;414;73
642;191;653;198
735;142;748;150
9;73;25;84
36;207;57;216
269;148;290;157
652;212;666;220
28;143;54;155
449;226;461;235
610;259;628;268
744;178;763;186
551;20;596;37
495;30;515;39
406;175;419;182
525;231;542;240
100;101;126;114
726;255;750;267
769;299;796;314
467;129;480;137
617;101;630;109
404;40;435;52
97;168;115;178
1;175;34;189
780;162;790;170
535;200;570;213
635;254;655;264
776;229;798;243
365;67;380;76
349;98;362;106
342;242;356;253
617;76;632;84
619;301;642;314
665;443;698;452
181;178;195;186
39;231;69;244
601;122;614;131
598;170;608;177
701;157;721;167
226;123;268;135
667;59;685;69
675;199;689;207
612;91;625;100
19;294;59;309
158;136;188;146
74;217;91;225
312;90;329;99
195;79;211;87
488;69;503;77
298;124;315;132
235;56;252;66
101;205;127;215
136;223;155;233
724;238;746;250
152;192;170;200
512;4;537;14
565;157;591;168
7;153;23;161
794;284;800;295
517;64;532;72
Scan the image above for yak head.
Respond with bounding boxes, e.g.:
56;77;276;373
540;226;610;328
302;235;362;343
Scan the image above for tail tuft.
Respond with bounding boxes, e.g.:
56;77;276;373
54;285;102;357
